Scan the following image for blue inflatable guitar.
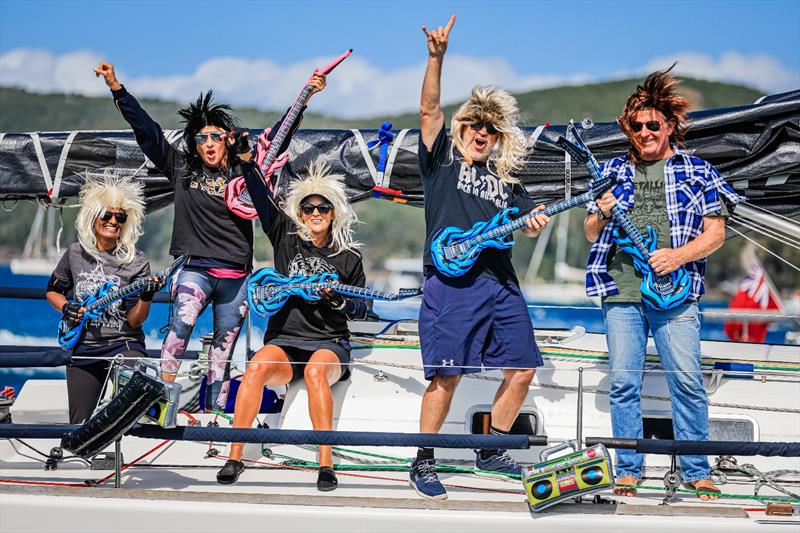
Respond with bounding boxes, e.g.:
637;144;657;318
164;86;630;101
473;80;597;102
557;125;690;310
247;267;422;318
57;255;187;350
431;160;612;278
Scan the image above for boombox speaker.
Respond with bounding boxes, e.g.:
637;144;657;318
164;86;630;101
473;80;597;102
521;441;614;512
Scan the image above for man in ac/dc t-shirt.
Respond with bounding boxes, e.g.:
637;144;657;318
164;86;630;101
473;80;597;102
409;15;551;501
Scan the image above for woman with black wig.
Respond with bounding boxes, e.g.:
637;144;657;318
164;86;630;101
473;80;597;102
94;62;325;409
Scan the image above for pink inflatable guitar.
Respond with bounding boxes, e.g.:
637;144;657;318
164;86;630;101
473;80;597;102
226;49;352;219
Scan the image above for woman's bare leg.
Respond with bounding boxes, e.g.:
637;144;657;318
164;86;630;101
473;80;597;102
228;344;293;461
303;349;342;468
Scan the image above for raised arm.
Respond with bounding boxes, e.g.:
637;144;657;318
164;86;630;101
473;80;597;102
94;62;179;180
420;15;455;150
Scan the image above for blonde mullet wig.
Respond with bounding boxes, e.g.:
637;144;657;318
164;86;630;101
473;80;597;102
280;159;360;256
76;172;145;265
450;86;528;184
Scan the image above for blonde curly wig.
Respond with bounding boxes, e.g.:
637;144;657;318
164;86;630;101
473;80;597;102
76;171;145;265
450;86;528;184
280;159;360;256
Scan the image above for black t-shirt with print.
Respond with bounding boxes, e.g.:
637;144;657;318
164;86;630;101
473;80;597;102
241;162;367;342
419;127;537;284
113;86;257;267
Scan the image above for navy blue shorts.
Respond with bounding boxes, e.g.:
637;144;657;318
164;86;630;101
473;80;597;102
418;272;542;380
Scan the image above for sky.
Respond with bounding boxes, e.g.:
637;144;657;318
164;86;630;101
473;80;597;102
1;0;798;118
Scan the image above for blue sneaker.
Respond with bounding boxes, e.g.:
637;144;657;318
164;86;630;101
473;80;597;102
409;458;447;500
474;449;522;480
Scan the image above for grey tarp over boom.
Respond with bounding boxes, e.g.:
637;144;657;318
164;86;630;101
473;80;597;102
0;90;797;216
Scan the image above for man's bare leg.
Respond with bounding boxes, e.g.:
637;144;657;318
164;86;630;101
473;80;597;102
419;374;462;433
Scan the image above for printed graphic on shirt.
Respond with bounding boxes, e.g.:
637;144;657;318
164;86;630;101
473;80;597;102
455;162;510;209
287;254;337;278
633;171;666;229
73;264;126;331
190;174;228;197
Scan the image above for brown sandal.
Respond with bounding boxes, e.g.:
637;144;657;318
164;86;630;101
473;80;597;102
613;476;640;497
686;479;721;501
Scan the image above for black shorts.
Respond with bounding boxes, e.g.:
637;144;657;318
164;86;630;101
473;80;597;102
265;337;352;384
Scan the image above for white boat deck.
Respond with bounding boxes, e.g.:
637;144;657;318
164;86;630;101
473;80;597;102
1;326;798;531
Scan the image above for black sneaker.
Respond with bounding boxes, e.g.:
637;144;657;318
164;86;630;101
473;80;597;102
216;459;245;484
317;466;338;492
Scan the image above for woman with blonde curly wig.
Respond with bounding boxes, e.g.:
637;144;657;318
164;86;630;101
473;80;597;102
46;173;165;423
216;157;367;492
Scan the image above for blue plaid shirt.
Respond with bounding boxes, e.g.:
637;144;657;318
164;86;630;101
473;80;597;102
585;149;742;300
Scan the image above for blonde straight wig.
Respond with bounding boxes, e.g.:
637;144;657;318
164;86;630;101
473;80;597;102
76;172;145;265
280;159;360;256
450;86;528;184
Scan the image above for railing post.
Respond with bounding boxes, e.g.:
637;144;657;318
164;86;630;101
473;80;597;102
112;355;123;488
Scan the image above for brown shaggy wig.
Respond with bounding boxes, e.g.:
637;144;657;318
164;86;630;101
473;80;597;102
618;64;690;162
178;91;237;177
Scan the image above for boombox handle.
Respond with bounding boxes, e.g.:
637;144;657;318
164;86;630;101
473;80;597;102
539;439;580;462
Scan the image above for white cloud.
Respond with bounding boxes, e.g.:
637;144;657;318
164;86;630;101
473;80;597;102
645;52;799;94
1;48;797;119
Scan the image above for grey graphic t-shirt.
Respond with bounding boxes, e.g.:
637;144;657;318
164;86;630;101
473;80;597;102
51;242;149;347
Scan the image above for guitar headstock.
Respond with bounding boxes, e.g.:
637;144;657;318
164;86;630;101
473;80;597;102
397;288;423;299
165;255;188;277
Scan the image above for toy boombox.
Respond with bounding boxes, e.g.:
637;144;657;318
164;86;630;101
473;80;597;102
115;359;182;428
521;441;614;512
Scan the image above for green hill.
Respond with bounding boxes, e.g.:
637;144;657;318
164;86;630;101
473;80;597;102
0;77;762;132
3;78;789;292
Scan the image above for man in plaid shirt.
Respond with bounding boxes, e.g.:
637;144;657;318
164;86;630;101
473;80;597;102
583;67;740;500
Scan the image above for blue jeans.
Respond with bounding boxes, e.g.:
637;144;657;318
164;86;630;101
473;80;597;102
603;302;710;482
161;267;248;410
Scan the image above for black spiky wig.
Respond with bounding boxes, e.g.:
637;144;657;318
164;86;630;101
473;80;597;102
178;91;237;176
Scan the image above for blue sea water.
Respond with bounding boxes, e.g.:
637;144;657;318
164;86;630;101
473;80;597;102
0;265;788;393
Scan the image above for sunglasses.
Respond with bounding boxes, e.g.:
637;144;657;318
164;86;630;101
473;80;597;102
300;202;333;216
630;120;662;133
99;210;128;224
467;121;498;135
194;132;225;145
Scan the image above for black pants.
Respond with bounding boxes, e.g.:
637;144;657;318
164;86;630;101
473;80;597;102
66;349;143;424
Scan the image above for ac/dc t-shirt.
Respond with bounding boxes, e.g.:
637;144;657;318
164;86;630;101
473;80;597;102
420;126;537;284
50;242;149;348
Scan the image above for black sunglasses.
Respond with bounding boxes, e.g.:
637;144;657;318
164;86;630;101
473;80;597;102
99;210;128;224
467;121;498;135
194;132;224;145
300;202;333;215
630;120;662;133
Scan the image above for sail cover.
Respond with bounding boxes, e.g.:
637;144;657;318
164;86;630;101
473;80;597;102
0;90;797;216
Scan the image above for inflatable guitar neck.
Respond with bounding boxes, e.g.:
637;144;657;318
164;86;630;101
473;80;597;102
57;255;187;350
247;267;421;318
226;49;353;219
431;145;612;278
558;125;690;309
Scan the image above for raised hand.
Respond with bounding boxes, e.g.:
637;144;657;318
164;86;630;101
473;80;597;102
422;14;456;58
308;73;327;98
93;62;122;91
224;129;252;162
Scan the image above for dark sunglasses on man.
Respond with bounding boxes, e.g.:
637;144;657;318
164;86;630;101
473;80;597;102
99;210;128;224
195;132;225;145
301;202;334;216
467;121;498;135
630;120;662;133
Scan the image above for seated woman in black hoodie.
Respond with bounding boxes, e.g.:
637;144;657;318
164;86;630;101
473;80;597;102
216;157;367;492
